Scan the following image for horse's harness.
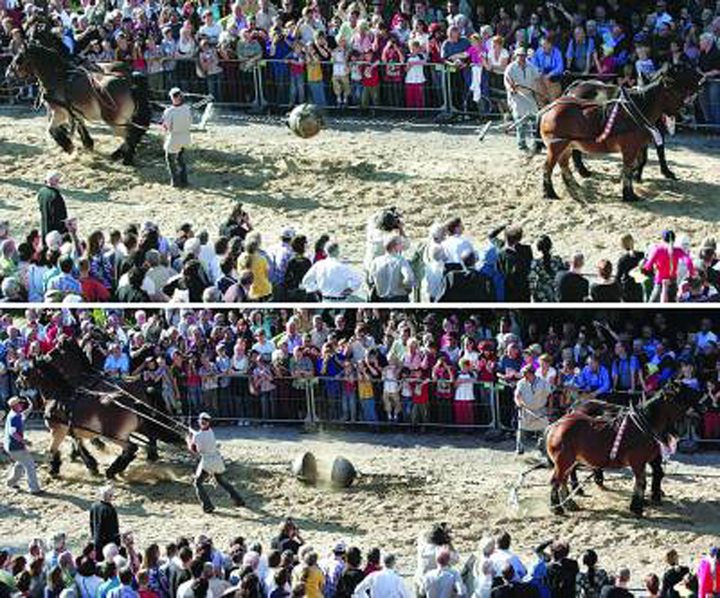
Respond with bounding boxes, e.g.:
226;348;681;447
607;401;668;461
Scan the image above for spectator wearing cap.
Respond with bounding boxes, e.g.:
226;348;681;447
320;542;347;598
187;412;245;514
514;363;551;455
37;172;68;241
3;396;41;495
162;88;192;188
89;486;121;559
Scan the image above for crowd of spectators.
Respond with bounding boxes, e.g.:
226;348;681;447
3;183;720;304
0;514;716;598
1;308;719;439
0;0;719;121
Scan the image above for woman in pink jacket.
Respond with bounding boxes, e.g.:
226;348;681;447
697;547;720;598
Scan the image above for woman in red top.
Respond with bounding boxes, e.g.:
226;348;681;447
432;355;455;425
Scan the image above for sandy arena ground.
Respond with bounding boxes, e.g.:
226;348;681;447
1;107;720;298
1;425;719;588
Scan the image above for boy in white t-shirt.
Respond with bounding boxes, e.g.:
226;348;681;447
382;360;401;421
331;38;351;107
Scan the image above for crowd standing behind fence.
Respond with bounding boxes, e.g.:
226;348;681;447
1;308;720;444
0;0;720;124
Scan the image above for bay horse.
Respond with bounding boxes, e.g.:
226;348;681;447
539;64;702;202
17;352;184;480
565;77;677;182
546;380;702;517
5;26;151;165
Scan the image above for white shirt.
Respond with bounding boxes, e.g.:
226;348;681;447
353;568;410;597
488;550;526;582
332;48;348;76
192;427;225;474
177;579;216;598
301;257;363;299
252;339;276;362
406;54;427;84
198;23;222;44
442;235;475;265
75;574;103;598
162;103;192;153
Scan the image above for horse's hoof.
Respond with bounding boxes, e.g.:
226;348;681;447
552;506;565;516
662;170;677;181
651;495;663;506
577;169;593;178
564;499;580;512
574;487;586;497
106;472;117;480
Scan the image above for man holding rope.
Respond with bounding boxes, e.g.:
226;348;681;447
514;365;551;456
504;47;541;153
187;412;245;514
162;87;192;189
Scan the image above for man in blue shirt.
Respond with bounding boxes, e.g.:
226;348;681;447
531;37;564;103
46;255;82;298
576;355;611;399
3;396;42;494
103;344;130;379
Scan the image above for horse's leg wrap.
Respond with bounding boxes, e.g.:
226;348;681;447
657;145;676;180
49;451;62;478
106;444;138;479
50;125;74;154
77;442;99;475
76;121;94;151
572;150;593;178
145;438;159;462
650;458;664;504
550;483;564;515
543;166;559;200
593;468;605;488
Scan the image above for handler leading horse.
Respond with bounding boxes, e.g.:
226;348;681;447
539;64;702;202
5;24;151;165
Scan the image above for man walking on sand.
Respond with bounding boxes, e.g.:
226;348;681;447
4;397;42;495
162;87;192;188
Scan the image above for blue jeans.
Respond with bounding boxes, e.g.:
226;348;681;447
342;390;357;422
259;391;273;421
206;73;222;101
290;73;305;105
308;81;327;106
360;399;377;422
188;386;203;416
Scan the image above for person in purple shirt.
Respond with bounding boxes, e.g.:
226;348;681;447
576;355;611;398
531;37;564;103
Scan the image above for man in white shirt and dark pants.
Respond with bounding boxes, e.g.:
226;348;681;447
441;217;475;274
514;364;551;456
162;88;192;188
353;553;410;598
187;413;245;513
368;235;416;302
301;241;363;301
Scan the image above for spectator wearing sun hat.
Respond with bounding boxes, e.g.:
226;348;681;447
320;542;347;598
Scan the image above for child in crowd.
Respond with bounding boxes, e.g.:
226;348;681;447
349;50;364;106
635;45;656;85
361;50;380;112
382;359;401;421
342;360;357;422
405;40;426;109
357;362;377;422
454;357;476;427
399;366;414;422
331;38;350;107
305;44;327;106
288;42;306;106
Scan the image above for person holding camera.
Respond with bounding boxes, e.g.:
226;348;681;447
37;171;68;241
363;207;409;271
415;523;460;596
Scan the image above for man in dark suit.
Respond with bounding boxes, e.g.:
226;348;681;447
89;485;121;558
37;172;68;240
439;250;495;302
546;541;580;598
498;225;533;302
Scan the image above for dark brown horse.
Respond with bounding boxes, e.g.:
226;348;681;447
546;381;701;517
17;343;184;480
5;25;151;165
539;64;702;202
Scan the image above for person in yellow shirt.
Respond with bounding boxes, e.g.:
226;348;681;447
292;550;325;598
237;234;273;301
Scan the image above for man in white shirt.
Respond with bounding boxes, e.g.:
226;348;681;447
162;88;192;188
187;413;245;513
489;532;527;582
198;11;222;44
696;318;718;349
368;235;416;302
301;241;363;301
514;364;551;455
353;553;410;597
441;217;474;272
